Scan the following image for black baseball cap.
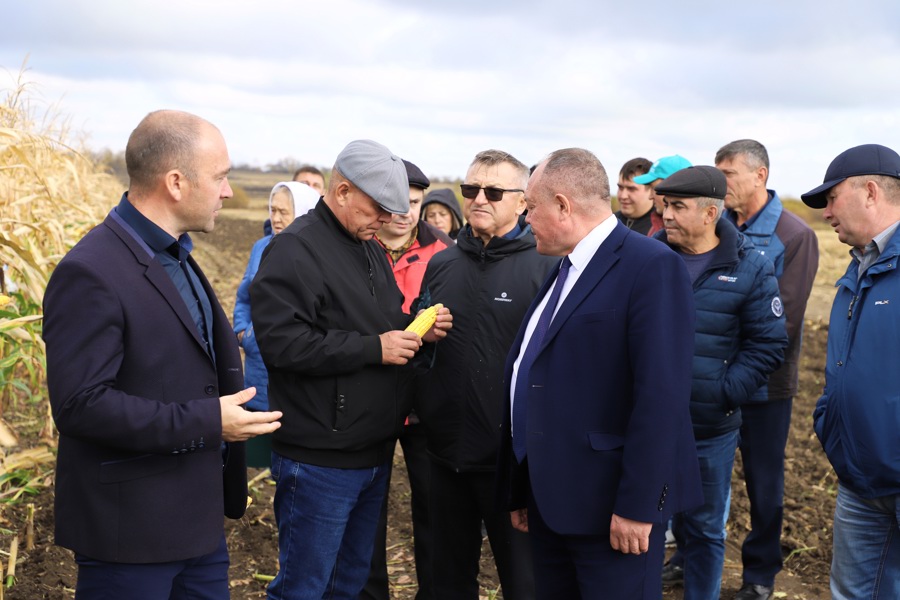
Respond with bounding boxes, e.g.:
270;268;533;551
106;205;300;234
801;144;900;208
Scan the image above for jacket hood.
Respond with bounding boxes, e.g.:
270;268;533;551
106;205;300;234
422;188;464;228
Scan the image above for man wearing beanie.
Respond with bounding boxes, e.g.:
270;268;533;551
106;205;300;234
364;159;452;600
801;144;900;600
655;166;786;600
251;140;451;600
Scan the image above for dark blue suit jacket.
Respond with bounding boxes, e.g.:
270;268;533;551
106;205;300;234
43;211;247;564
498;223;701;535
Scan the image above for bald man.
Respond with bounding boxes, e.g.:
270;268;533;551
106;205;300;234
44;110;282;599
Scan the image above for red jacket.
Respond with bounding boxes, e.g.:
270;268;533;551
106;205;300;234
378;222;452;313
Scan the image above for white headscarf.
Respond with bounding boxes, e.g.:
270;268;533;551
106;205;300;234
268;181;321;227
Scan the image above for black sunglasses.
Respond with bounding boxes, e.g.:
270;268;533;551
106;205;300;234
459;184;524;202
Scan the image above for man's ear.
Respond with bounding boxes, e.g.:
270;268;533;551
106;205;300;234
514;193;527;216
556;193;573;220
706;204;720;224
333;180;353;207
865;179;880;207
165;169;187;201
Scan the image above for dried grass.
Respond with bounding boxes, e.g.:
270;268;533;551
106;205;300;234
0;69;120;438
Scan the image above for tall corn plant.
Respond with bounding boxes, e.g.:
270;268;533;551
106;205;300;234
0;73;120;443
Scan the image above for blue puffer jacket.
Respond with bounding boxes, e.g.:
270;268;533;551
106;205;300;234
657;219;787;439
814;227;900;499
233;235;271;411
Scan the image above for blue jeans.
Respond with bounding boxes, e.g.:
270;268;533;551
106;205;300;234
831;485;900;600
267;453;391;600
677;429;738;600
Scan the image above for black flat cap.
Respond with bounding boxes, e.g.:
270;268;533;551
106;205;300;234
403;159;431;190
655;165;726;200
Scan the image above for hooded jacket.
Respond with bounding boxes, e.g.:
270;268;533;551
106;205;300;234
656;219;787;439
375;222;452;314
413;219;558;471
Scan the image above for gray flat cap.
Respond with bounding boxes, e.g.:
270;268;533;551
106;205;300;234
335;140;409;214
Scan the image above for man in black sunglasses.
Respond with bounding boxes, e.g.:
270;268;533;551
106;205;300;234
413;150;558;599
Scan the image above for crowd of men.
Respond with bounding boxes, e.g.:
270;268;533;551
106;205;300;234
41;108;900;600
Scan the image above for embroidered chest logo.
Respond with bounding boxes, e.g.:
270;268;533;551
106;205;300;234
494;291;512;303
875;299;890;306
717;275;738;283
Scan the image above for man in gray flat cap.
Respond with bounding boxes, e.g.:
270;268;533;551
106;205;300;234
251;139;451;600
655;166;786;600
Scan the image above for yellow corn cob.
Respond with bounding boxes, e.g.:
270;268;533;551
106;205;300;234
405;303;443;337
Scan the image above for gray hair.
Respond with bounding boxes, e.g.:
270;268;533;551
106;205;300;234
126;110;206;190
849;174;900;205
541;148;611;215
715;139;769;175
694;196;725;222
470;150;530;189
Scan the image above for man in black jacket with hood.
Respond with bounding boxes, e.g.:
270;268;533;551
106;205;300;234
413;150;558;600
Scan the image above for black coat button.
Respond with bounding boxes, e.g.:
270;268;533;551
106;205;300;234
205;385;215;395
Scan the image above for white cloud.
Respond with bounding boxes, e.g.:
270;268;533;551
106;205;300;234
3;0;900;196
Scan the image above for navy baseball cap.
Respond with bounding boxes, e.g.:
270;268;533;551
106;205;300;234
801;144;900;208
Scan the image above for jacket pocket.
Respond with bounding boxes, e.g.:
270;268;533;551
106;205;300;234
570;309;616;326
99;453;179;483
333;392;347;431
588;432;625;451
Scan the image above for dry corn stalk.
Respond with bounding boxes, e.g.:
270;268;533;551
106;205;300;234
5;535;17;588
25;503;34;551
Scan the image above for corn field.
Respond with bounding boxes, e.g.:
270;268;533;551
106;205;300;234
0;73;120;447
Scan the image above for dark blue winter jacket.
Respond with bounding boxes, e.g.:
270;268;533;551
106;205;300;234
657;219;787;439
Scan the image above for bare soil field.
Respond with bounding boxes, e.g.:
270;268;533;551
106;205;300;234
2;211;842;599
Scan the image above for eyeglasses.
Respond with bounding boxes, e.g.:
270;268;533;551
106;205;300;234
459;184;524;202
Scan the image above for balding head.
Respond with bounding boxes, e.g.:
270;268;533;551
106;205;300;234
526;148;612;256
540;148;611;218
126;110;216;193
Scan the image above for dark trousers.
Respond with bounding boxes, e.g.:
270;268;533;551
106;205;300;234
430;461;535;600
737;398;793;587
75;535;228;600
528;492;666;600
360;423;433;600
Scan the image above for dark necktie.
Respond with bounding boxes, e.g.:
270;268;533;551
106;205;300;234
513;256;571;463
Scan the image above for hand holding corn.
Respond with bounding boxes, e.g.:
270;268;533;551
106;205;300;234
409;303;452;344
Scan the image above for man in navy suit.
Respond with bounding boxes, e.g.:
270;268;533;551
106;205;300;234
43;110;283;600
497;148;702;599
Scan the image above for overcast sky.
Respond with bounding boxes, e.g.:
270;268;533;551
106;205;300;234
4;0;899;197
